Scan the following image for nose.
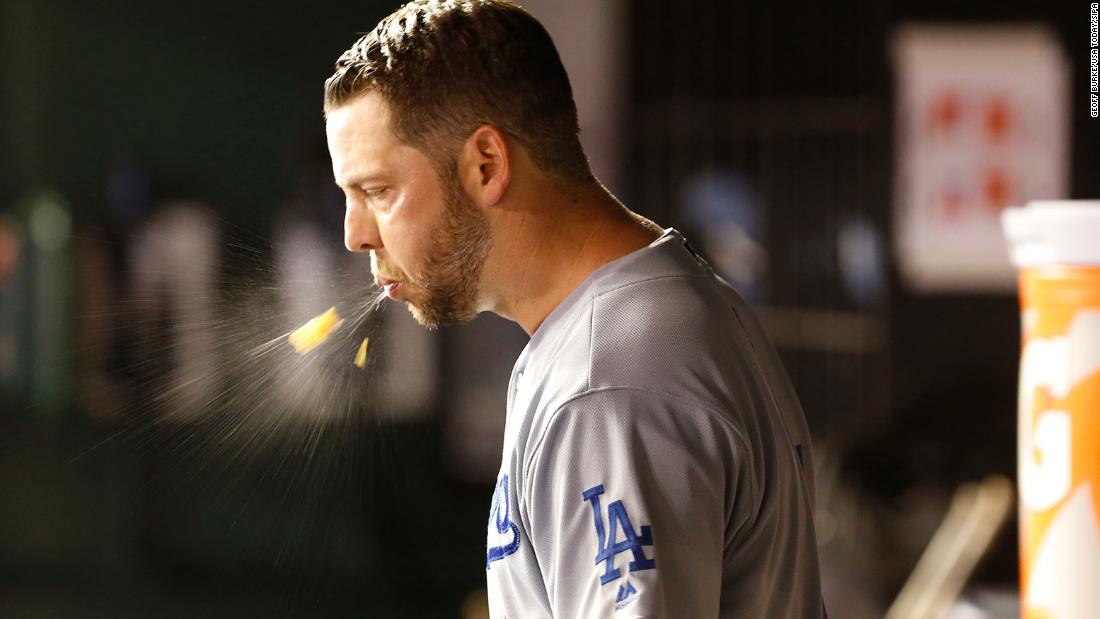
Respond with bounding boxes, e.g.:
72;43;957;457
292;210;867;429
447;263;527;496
344;204;381;253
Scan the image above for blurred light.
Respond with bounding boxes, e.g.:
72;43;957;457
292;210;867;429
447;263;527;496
0;217;20;286
28;194;71;252
837;218;886;307
680;170;767;302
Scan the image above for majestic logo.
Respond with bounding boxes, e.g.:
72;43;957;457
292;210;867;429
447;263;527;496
486;474;520;568
582;484;656;586
615;580;639;611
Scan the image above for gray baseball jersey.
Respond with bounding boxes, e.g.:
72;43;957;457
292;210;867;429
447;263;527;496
485;229;824;618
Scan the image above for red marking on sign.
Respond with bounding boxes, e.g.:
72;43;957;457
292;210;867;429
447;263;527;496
982;167;1012;212
928;90;961;137
984;96;1013;144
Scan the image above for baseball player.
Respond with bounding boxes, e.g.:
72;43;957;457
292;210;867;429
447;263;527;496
323;1;824;616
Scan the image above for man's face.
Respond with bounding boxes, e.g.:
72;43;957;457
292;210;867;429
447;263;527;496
326;92;492;327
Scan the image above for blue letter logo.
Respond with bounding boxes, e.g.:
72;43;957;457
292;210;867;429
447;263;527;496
581;484;656;585
486;474;520;568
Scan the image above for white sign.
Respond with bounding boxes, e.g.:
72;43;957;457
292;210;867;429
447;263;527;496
893;26;1069;292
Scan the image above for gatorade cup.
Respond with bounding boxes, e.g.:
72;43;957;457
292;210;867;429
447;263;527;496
1002;200;1100;618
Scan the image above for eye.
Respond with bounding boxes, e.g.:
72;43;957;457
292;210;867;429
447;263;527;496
361;186;393;211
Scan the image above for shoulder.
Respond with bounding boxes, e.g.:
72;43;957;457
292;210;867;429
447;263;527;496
587;271;759;406
590;268;733;344
521;387;753;497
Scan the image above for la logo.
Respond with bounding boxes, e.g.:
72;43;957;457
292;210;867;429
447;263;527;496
581;484;656;585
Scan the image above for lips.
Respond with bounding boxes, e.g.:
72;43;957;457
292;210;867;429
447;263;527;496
375;276;402;298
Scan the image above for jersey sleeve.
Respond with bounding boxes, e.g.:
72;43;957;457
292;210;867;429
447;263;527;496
519;387;756;618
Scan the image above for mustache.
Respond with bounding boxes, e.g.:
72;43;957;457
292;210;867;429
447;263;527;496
370;252;412;284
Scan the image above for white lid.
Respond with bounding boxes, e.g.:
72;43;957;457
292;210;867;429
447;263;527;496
1001;200;1100;267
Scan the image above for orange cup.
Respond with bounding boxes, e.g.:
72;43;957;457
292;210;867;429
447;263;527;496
1003;201;1100;618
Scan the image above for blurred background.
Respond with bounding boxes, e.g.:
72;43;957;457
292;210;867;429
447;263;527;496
2;0;1099;617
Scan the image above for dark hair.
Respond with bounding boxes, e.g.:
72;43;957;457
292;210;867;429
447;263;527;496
324;0;592;184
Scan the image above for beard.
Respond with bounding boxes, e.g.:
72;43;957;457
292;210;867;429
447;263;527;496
372;167;492;328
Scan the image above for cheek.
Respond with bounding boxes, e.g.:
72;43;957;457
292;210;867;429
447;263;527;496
393;182;446;252
379;217;434;277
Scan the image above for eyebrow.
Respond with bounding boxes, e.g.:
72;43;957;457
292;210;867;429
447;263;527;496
336;171;388;189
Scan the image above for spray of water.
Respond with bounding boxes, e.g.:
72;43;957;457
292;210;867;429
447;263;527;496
68;210;421;603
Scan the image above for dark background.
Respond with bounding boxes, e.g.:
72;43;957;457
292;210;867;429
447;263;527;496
2;0;1098;616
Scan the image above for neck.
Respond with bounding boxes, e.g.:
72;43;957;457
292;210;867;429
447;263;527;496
484;180;662;335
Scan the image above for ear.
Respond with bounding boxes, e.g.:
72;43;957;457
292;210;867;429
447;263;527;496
459;125;511;207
